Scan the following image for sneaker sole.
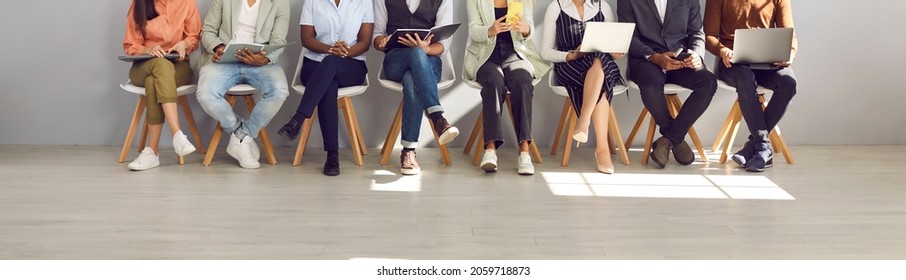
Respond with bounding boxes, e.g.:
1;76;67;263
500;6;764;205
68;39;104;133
517;169;534;175
480;162;498;172
731;155;747;168
128;163;160;171
649;152;667;169
437;127;460;145
175;146;197;157
400;168;421;175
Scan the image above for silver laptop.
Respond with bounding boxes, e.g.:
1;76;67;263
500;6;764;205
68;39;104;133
731;28;794;70
579;22;635;53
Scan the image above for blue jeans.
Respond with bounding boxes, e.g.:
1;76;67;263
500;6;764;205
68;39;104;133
196;63;289;139
382;48;443;148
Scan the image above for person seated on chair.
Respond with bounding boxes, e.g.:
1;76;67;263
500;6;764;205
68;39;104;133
541;0;625;174
705;0;798;172
373;0;459;176
122;0;201;171
618;0;717;169
196;0;290;169
465;0;549;175
276;0;374;176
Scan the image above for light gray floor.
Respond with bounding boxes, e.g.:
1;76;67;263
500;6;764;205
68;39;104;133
1;145;905;259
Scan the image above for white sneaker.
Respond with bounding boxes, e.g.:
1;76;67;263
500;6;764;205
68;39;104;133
128;147;160;171
480;150;498;172
227;134;260;169
517;154;534;175
172;131;197;156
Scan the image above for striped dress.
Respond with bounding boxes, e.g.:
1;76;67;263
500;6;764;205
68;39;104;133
553;0;624;115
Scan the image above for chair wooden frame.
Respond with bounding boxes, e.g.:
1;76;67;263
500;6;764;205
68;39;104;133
623;82;709;165
548;71;632;167
711;81;794;164
118;82;206;165
290;49;369;167
202;86;278;166
377;51;457;166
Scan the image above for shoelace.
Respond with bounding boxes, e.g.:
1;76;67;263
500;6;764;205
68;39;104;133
404;152;417;166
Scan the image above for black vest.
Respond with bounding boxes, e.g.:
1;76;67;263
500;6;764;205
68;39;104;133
386;0;441;34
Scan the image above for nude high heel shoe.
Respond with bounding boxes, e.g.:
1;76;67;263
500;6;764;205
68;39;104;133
595;151;615;174
572;130;588;147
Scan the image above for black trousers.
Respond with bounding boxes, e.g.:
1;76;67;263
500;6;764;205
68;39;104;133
630;59;717;144
716;63;797;141
296;56;367;151
475;52;535;149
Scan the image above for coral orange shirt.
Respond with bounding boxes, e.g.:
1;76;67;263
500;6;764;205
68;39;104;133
123;0;201;56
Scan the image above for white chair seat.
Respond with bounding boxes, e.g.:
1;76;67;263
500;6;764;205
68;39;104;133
717;80;773;95
227;84;257;95
292;84;368;99
626;81;691;93
550;81;628;98
120;82;197;97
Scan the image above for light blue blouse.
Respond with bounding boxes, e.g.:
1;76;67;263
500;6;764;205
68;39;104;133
300;0;375;61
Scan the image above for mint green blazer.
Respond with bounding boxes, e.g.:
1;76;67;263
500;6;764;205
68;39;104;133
464;0;550;82
200;0;290;66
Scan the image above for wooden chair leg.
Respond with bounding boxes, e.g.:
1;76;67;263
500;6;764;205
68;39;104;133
464;111;483;155
242;96;277;165
347;99;367;156
500;95;542;163
427;116;453;166
719;101;743;163
759;95;794;164
641;116;657;166
608;131;616;154
120;96;146;163
609;108;631;166
471;130;484;166
561;110;577;167
179;96;206;154
551;98;571;156
292;109;316;166
202;96;238;166
772;126;794;164
712;104;738;152
711;103;736;152
625;107;649;151
341;98;364;166
380;101;404;166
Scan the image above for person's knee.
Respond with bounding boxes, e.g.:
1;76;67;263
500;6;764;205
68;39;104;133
149;58;175;74
322;54;342;65
776;76;798;96
699;72;718;96
408;48;429;62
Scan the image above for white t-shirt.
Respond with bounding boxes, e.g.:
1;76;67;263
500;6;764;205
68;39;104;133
234;0;261;43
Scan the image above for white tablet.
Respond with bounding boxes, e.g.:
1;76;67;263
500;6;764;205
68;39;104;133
218;43;288;64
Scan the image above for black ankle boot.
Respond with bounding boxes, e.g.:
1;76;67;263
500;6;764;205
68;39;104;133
323;150;340;176
278;118;303;140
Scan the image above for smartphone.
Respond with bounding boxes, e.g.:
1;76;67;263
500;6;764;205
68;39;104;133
673;51;691;61
506;0;523;25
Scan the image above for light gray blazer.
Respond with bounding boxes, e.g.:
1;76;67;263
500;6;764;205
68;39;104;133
200;0;290;66
464;0;550;82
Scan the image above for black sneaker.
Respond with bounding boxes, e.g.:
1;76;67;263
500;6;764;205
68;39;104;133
431;116;459;145
278;118;303;141
323;151;340;176
649;137;672;169
730;136;756;168
745;142;773;172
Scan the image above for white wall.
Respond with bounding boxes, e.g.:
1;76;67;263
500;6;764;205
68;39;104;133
1;0;905;149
